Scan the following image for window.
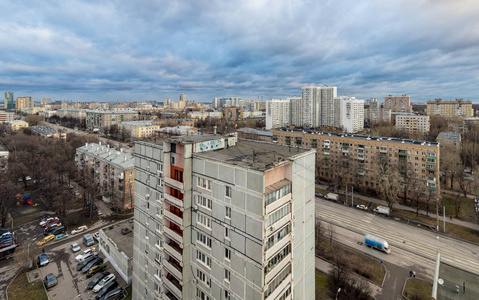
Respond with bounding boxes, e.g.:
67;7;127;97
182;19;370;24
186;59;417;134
265;264;291;298
225;290;230;300
225;227;230;239
225;207;231;219
197;214;212;229
155;252;161;264
264;243;292;275
265;223;292;251
265;184;291;206
225;269;231;282
197;269;210;287
225;248;231;260
197;232;212;248
225;186;232;198
196;288;211;300
197;195;212;210
170;156;175;165
145;230;149;240
196;250;211;268
197;177;212;191
156;222;161;233
154;282;161;294
267;204;291;227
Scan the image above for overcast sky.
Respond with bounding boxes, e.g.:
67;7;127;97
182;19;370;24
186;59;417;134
2;0;479;103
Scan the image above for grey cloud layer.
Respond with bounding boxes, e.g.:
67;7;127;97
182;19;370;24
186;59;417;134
1;0;479;101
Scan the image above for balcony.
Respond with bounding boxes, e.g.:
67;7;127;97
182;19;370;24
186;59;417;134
163;274;182;300
164;227;183;246
357;169;365;176
163;291;179;300
118;172;124;179
164;258;183;281
164;177;184;191
164;193;184;209
164;210;183;228
380;147;387;153
357;155;364;160
265;253;292;283
164;241;183;263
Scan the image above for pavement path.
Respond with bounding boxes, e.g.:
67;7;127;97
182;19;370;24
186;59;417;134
316;183;479;231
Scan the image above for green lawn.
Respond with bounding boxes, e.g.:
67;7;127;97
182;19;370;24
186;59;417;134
442;194;476;222
315;269;329;300
403;278;432;300
7;272;48;300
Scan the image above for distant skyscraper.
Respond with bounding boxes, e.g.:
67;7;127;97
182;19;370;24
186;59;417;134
40;98;51;105
337;96;364;133
266;99;291;129
16;96;34;111
301;85;337;128
178;94;186;109
4;91;14;109
163;98;171;108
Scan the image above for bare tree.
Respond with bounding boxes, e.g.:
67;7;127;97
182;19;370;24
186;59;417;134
375;163;402;213
328;223;334;245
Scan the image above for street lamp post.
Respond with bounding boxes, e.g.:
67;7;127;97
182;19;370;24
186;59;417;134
436;236;439;253
336;288;341;300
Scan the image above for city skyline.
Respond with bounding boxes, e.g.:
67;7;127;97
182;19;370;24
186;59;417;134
2;1;479;102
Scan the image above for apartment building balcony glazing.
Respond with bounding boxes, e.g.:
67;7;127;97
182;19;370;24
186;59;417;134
163;273;182;300
164;177;184;191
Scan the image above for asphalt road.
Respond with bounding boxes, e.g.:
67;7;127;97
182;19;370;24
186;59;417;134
315;197;479;276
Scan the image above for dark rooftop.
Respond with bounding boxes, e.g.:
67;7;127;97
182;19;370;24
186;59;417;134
101;218;134;258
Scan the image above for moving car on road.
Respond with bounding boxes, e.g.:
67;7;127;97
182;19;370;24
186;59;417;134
71;225;88;235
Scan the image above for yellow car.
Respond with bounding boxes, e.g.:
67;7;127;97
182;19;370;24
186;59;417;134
37;234;55;246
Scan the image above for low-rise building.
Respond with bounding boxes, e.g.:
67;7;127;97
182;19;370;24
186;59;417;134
236;127;273;142
120;120;160;139
364;98;391;124
155;126;198;138
76;142;135;209
57;109;87;120
0;111;15;123
152;118;195;127
7;120;28;131
86;110;138;131
99;219;133;284
223;106;242;121
0;141;8;171
29;126;67;140
396;115;430;134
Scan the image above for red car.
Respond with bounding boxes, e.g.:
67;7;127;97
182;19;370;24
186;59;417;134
41;218;60;227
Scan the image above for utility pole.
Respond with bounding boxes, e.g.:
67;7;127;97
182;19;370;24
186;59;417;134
345;183;348;206
352;186;354;208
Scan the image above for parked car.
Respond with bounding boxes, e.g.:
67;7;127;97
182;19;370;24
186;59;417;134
39;214;54;222
44;273;58;289
315;192;324;197
83;234;94;247
40;217;58;227
100;287;124;300
82;257;104;273
37;234;55;246
50;226;66;236
55;233;69;241
75;248;96;261
88;272;110;290
44;224;62;236
41;218;60;227
70;242;81;252
77;256;98;271
87;263;107;277
93;232;100;242
356;204;368;210
71;225;88;235
25;176;32;181
95;280;119;299
94;273;116;292
37;254;49;267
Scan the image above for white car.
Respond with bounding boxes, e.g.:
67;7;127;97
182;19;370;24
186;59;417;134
71;225;88;235
70;242;81;252
75;248;96;262
39;217;58;226
93;232;100;242
93;274;116;292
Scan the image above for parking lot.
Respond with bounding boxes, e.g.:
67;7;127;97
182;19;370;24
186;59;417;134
38;235;127;300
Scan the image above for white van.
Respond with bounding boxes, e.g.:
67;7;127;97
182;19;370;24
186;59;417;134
83;234;94;247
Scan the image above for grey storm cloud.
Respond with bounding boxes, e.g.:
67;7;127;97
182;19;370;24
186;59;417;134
1;0;479;102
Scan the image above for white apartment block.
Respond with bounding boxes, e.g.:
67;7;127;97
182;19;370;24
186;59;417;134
290;97;302;127
132;134;316;300
320;86;338;127
266;99;291;130
300;85;337;128
396;115;430;134
337;96;365;133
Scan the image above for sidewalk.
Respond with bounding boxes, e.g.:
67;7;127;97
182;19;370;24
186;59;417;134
315;256;382;298
316;184;479;231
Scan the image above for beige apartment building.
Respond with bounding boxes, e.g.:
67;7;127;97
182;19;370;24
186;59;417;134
396;115;430;134
272;129;440;200
16;96;34;111
86;110;138;131
76;142;135;209
7;120;28;131
120;121;160;139
426;99;473;118
384;95;412;113
364;98;391;124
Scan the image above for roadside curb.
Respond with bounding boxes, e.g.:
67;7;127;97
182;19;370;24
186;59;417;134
5;267;23;300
